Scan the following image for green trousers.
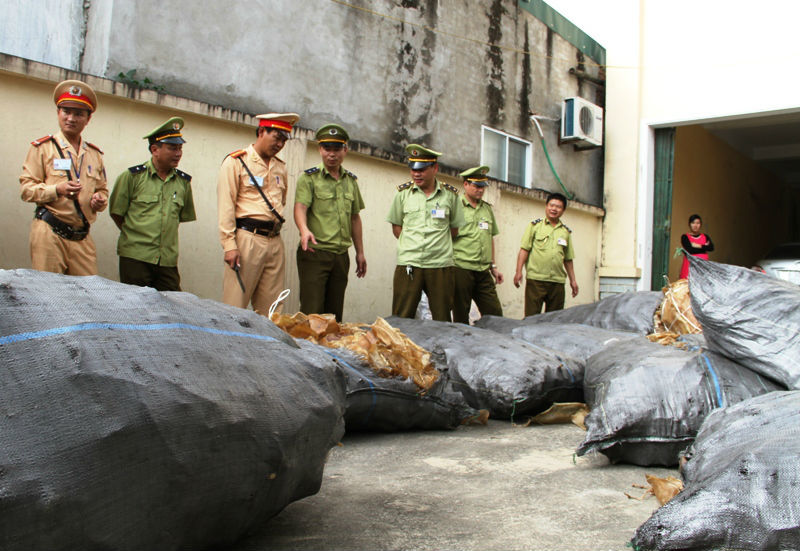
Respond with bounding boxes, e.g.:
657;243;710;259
452;267;503;324
524;278;565;317
296;247;350;322
392;265;454;322
119;256;181;292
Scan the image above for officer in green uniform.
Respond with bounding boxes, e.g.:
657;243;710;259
294;123;366;322
109;116;196;291
513;192;578;316
452;165;504;324
386;144;465;321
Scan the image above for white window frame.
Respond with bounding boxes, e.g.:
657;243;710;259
480;125;533;189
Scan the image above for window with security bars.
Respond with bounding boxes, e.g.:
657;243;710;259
481;126;532;188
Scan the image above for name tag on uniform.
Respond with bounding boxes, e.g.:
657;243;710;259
478;221;490;230
53;158;72;171
557;238;567;247
251;176;264;188
431;208;445;219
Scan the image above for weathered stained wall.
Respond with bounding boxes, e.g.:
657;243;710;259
2;0;605;206
1;56;602;321
1;0;85;69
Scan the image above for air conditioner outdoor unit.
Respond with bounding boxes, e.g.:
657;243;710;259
561;97;603;147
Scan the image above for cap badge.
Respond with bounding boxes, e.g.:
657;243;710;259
69;86;81;96
480;167;489;175
411;149;419;156
172;122;181;130
329;128;338;135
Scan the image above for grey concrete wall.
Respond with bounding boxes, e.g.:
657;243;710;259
1;0;84;69
1;0;604;206
97;0;603;204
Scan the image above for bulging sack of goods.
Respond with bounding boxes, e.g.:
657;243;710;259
0;270;346;551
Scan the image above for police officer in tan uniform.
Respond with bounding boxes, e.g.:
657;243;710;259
20;79;108;275
217;113;299;316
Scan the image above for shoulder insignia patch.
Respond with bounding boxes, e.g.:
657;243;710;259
128;164;146;174
304;166;320;175
443;183;458;193
175;169;192;182
228;149;246;159
397;181;412;191
86;142;104;154
345;169;357;180
562;224;572;233
31;135;54;147
531;218;543;225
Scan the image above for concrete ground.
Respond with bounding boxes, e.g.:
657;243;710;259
234;420;676;551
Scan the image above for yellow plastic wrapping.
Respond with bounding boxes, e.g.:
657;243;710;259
625;474;684;505
272;312;439;391
649;278;702;346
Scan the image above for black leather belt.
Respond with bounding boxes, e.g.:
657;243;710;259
235;217;281;238
35;206;89;241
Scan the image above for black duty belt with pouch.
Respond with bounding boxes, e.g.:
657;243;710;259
39;136;91;240
35;206;89;241
236;217;282;238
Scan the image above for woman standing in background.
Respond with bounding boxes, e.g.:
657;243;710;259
680;214;714;279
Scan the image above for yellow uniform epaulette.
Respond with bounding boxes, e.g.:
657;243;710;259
531;218;543;225
228;149;247;159
86;142;103;154
128;164;146;174
344;169;357;180
31;135;54;146
397;181;412;191
175;169;192;181
442;183;458;193
305;166;320;175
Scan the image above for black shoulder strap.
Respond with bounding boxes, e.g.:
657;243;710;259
236;156;285;224
49;137;89;231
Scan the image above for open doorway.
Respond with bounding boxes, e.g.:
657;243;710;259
649;112;800;289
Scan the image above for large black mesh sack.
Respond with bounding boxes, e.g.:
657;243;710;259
0;269;346;551
689;256;800;389
632;391;800;550
295;340;479;431
509;323;638;363
578;339;782;466
472;314;527;334
499;291;663;335
473;320;637;386
386;317;582;419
